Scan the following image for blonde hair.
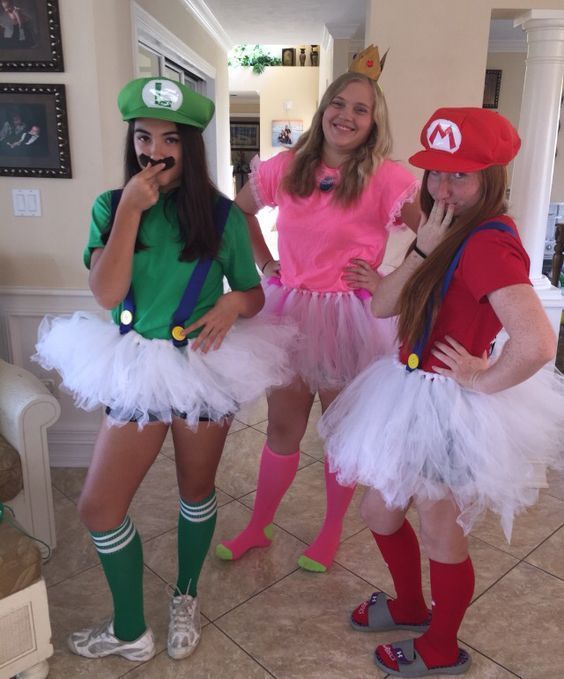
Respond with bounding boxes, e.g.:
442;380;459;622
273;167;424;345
282;72;392;206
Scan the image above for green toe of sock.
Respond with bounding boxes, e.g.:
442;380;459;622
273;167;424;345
297;555;327;573
215;544;233;560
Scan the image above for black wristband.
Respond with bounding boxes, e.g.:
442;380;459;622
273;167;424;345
413;244;427;259
260;258;273;273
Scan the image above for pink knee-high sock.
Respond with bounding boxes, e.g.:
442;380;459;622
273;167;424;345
299;458;355;571
216;443;299;560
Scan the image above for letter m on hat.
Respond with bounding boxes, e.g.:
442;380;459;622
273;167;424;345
427;119;461;153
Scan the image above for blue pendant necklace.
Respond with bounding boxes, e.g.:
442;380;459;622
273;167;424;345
319;176;335;192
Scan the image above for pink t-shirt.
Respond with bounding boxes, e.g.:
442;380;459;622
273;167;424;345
251;151;418;292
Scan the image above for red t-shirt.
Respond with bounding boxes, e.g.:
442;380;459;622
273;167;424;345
399;215;531;372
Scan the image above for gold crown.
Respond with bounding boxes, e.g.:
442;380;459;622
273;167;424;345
349;44;388;81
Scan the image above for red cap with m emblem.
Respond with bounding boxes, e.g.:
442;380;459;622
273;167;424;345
409;107;520;172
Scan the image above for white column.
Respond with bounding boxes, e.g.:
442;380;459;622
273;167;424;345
510;10;564;337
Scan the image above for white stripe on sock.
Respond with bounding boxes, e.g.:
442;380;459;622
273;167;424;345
180;496;217;523
92;518;137;554
91;516;130;547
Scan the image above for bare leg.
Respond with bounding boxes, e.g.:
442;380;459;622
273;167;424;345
74;417;168;646
265;377;316;453
78;418;169;530
172;416;232;502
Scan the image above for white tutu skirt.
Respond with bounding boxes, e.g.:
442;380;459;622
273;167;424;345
33;312;297;429
263;279;397;391
318;358;564;541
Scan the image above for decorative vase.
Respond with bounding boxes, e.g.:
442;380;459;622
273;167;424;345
299;48;306;66
310;45;319;67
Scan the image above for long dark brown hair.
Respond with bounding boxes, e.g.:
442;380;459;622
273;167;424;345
282;72;392;206
103;121;221;260
397;165;509;349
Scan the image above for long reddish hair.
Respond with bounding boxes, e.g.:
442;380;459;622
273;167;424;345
397;165;509;348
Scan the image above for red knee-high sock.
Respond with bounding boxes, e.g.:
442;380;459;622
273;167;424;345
299;458;355;570
414;557;474;668
216;443;299;560
371;520;428;623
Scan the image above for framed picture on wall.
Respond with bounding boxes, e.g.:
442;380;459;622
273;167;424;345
281;48;295;67
0;0;64;72
0;83;72;177
483;69;502;109
230;121;259;149
272;120;303;147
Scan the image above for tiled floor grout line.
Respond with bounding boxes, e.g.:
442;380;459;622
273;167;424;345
455;639;523;678
45;447;564;677
518;560;564;583
51;482;81;505
211;565;302;626
45;560;100;591
519;519;564;562
333;560;396;600
118;648;167;677
206;622;277;677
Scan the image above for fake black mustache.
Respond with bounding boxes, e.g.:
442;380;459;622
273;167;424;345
139;154;176;170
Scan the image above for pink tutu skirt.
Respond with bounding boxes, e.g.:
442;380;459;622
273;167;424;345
319;357;564;542
263;278;397;391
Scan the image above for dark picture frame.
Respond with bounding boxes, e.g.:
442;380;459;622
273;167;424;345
0;82;71;177
281;47;295;67
230;121;259;150
483;69;502;109
0;0;64;72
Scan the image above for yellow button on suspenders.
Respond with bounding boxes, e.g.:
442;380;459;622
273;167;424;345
120;309;133;325
171;325;185;342
407;353;420;370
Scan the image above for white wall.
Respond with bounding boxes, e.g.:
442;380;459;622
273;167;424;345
367;0;564;266
367;0;564;175
0;0;232;290
229;66;319;157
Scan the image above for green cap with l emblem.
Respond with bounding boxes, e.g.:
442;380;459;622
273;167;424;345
118;77;215;130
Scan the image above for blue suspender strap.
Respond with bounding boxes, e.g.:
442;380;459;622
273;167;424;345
112;191;232;343
107;189;136;335
170;195;232;347
119;287;135;335
406;220;516;372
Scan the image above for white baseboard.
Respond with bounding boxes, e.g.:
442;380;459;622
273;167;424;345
0;287;103;467
48;427;97;467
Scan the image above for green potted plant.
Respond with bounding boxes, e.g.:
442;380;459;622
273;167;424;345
229;44;282;74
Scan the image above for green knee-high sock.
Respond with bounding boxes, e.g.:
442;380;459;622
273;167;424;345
176;491;217;597
90;516;146;641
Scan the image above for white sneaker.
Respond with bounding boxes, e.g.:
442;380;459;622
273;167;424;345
167;594;201;659
67;619;155;661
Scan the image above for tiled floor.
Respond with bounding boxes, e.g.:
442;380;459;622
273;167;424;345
44;396;564;679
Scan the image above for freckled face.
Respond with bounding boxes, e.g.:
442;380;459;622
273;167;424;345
426;170;482;215
133;118;183;190
321;80;374;157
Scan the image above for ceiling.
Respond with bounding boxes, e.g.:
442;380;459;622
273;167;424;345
191;2;526;52
200;0;367;44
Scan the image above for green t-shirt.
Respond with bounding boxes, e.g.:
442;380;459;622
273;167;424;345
84;190;260;340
